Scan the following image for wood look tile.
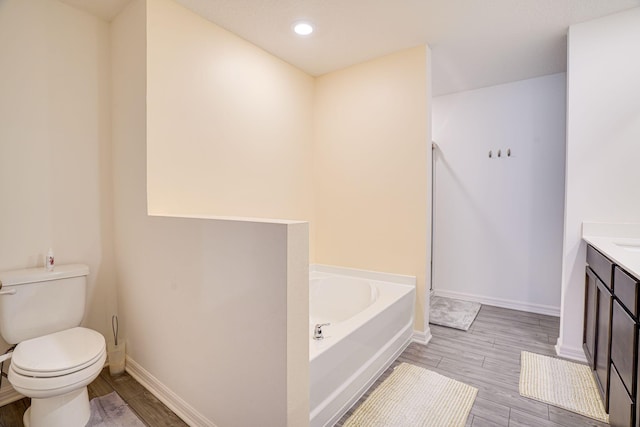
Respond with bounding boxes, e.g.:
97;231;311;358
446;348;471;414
508;407;565;427
128;391;188;427
469;397;510;426
0;303;599;427
473;415;508;427
88;373;115;399
0;369;185;427
337;303;602;427
0;397;28;427
547;404;610;427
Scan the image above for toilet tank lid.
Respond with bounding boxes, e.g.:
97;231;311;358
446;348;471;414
0;264;89;287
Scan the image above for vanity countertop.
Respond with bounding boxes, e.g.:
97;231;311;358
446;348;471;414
582;222;640;279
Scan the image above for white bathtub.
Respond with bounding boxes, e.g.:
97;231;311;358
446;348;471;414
309;266;416;427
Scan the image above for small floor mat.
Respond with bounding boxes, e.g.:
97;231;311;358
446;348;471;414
429;296;481;331
519;351;608;423
87;391;146;427
344;363;477;427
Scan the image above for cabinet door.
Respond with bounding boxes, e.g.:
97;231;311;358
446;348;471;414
584;267;598;368
611;363;634;427
611;299;637;398
596;278;613;409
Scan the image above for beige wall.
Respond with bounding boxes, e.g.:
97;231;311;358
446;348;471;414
146;0;315;240
0;0;430;419
112;2;309;426
314;47;431;332
143;0;430;332
0;0;115;373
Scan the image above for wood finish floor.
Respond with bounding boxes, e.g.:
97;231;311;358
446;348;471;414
338;304;610;427
0;305;606;426
0;368;187;427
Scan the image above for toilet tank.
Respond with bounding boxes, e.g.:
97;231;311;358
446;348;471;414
0;264;89;344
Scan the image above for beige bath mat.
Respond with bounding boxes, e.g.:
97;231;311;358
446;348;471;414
344;363;477;427
519;351;608;423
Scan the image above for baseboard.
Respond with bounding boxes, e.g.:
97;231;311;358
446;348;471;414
554;339;587;363
434;289;560;317
412;329;432;346
0;385;22;407
125;356;216;427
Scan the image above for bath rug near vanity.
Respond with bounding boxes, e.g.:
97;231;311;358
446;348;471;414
519;351;608;423
429;296;481;331
87;391;146;427
343;362;477;427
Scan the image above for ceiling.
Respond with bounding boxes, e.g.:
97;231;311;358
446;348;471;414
61;0;640;95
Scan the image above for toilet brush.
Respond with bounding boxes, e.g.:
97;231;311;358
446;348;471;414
108;315;125;376
112;315;118;346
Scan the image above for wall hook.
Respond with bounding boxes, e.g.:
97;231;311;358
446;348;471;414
488;150;492;158
497;149;502;158
507;148;511;157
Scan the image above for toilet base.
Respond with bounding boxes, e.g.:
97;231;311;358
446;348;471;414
23;386;91;427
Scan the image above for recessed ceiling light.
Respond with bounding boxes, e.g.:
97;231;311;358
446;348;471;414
293;21;314;36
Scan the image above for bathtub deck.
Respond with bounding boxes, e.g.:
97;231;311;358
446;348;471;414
337;304;608;427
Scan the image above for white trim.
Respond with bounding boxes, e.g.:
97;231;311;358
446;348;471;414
555;339;588;363
0;385;22;407
310;264;416;287
412;329;432;346
434;289;560;317
125;356;216;427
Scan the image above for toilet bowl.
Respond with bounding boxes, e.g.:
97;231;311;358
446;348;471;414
8;327;106;427
0;264;106;427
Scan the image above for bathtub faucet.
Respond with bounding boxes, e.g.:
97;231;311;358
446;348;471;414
313;323;330;340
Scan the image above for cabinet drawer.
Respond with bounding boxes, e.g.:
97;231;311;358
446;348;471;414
611;300;637;396
615;266;639;318
587;245;614;289
610;364;634;427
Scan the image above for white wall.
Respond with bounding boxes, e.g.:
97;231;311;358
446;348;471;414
432;74;566;315
0;0;115;396
557;7;640;361
112;2;309;426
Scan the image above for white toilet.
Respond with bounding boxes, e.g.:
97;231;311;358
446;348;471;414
0;264;106;427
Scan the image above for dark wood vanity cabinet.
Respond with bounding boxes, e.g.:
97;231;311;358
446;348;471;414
584;245;640;427
585;245;614;407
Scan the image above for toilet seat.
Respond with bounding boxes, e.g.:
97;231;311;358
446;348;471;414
8;327;107;400
11;327;105;378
